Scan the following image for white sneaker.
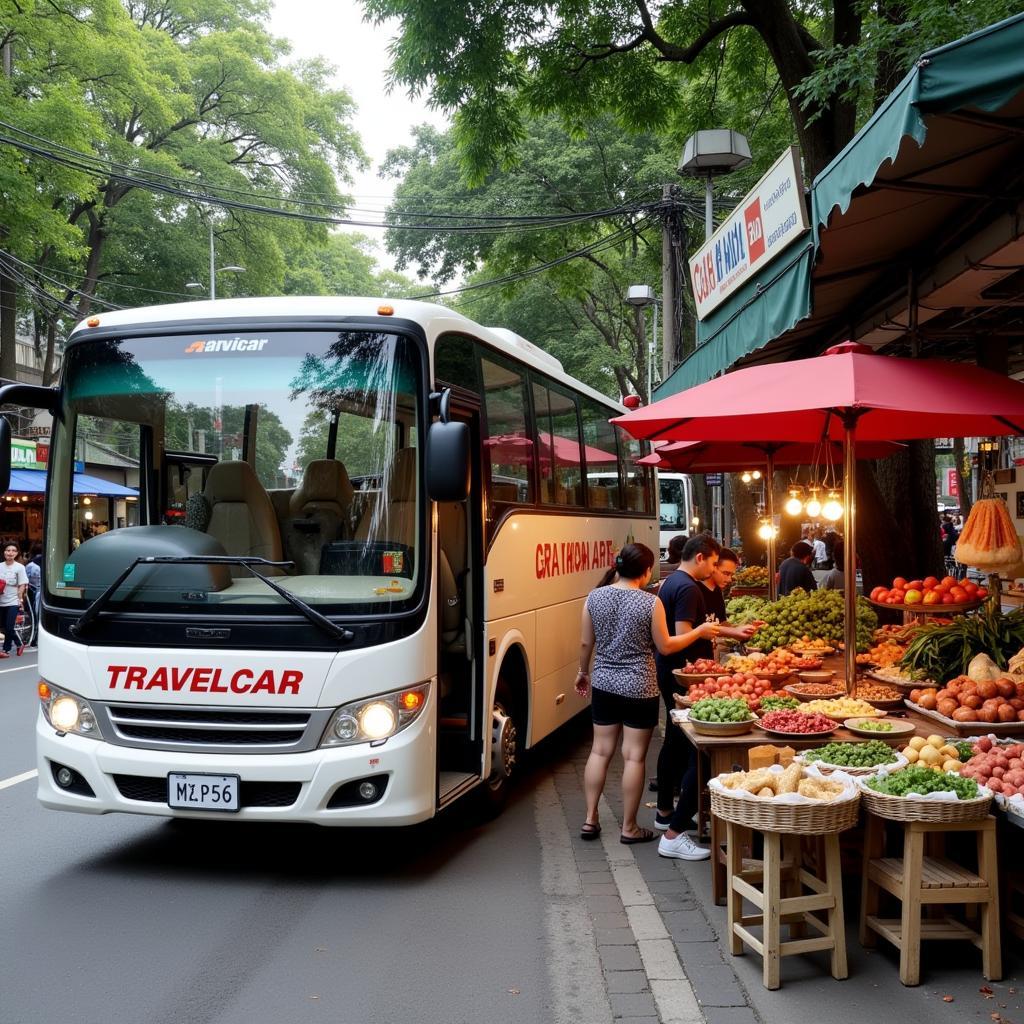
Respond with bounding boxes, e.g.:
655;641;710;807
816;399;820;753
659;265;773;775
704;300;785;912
658;832;711;861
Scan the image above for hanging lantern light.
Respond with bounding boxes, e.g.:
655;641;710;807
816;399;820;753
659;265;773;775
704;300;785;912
784;488;803;516
752;470;762;480
822;490;843;521
805;487;822;518
757;520;777;541
741;471;752;484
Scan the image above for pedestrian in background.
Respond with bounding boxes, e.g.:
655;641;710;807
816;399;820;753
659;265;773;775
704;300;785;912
0;540;29;658
25;543;42;641
575;543;704;844
778;540;817;596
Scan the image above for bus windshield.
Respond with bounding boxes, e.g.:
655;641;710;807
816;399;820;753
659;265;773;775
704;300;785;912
46;328;423;616
659;476;690;530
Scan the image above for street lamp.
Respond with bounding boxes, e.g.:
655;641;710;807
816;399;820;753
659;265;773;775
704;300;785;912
625;285;659;402
185;220;246;299
678;129;752;547
678;129;752;241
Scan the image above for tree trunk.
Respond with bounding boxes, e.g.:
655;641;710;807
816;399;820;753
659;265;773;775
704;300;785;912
854;459;903;593
870;440;944;584
691;475;713;537
731;476;765;565
42;317;58;386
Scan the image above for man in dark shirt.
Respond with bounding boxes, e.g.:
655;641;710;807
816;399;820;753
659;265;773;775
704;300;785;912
701;548;759;641
778;540;818;596
654;534;721;858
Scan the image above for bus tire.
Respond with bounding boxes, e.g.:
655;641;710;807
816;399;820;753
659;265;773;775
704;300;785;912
477;680;521;816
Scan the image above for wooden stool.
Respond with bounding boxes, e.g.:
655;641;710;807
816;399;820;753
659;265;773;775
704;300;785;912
726;822;848;990
860;815;1001;986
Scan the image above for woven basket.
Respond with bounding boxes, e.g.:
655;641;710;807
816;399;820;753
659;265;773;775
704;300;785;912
710;786;860;834
858;785;992;822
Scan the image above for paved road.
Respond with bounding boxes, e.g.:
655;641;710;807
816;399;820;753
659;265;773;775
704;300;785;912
0;658;584;1024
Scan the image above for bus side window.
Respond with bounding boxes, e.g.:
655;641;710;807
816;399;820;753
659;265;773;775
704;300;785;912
481;355;534;505
435;333;480;392
616;428;651;513
580;399;620;509
532;380;582;506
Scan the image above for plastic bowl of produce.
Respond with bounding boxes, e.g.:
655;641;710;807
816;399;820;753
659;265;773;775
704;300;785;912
685;698;758;737
797;670;837;686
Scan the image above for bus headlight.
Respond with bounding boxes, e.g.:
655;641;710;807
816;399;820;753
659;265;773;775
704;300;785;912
38;682;100;739
320;683;429;748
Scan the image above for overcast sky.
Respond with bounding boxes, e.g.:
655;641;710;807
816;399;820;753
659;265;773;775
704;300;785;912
268;1;449;273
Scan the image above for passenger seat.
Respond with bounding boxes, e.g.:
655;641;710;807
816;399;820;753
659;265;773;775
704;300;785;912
203;460;285;575
288;460;356;574
354;448;417;552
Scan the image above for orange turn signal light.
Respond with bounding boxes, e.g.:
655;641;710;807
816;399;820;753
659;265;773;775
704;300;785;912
377;304;394;316
399;689;424;712
38;681;50;700
86;317;101;327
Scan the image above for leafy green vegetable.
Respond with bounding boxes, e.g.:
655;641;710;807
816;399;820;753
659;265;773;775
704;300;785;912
759;695;800;712
866;766;979;799
689;698;753;723
803;740;898;767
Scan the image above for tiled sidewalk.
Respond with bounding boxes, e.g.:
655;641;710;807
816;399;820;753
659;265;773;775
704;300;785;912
543;729;1023;1024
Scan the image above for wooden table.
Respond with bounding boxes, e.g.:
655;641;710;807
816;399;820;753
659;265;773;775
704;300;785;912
678;709;940;905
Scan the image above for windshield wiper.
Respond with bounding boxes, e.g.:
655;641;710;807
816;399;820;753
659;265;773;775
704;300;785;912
69;555;355;643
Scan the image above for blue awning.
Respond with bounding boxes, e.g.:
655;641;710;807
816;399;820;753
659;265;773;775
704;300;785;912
6;469;137;498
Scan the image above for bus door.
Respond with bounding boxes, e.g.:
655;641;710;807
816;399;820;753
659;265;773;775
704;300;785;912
436;404;485;782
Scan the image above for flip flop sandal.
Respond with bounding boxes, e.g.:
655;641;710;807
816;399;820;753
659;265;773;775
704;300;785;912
580;822;602;840
620;828;657;845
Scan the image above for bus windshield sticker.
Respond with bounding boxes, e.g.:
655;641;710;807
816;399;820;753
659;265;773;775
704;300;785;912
63;563;76;581
382;551;404;574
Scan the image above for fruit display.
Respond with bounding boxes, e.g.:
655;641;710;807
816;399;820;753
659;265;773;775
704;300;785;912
869;575;987;607
724;649;822;674
726;595;771;625
866;664;931;686
901;735;964;773
689;697;756;723
865;641;907;667
759;709;837;734
732;565;770;588
908;675;1024;723
959;737;1024;797
954;496;1023;572
682;674;776;712
746;590;877;653
875;624;915;642
801;697;882;719
852;719;896;733
802;740;900;769
864;765;979;799
900;600;1024;679
789;637;835;654
717;762;847;801
680;658;729;677
853;682;904;702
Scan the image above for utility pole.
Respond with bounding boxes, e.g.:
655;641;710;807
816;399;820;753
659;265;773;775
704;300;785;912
0;37;17;383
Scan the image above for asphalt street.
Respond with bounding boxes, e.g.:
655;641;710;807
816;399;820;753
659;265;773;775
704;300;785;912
0;658;579;1024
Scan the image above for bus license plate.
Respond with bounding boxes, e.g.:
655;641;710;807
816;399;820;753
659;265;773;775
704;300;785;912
167;773;240;812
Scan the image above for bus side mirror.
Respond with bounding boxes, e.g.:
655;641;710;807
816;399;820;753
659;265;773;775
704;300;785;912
0;417;10;495
426;420;470;502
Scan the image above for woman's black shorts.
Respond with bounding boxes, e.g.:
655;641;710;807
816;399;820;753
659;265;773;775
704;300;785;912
590;687;660;730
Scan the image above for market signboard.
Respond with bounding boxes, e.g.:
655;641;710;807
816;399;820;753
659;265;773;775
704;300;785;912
689;146;809;321
11;438;46;471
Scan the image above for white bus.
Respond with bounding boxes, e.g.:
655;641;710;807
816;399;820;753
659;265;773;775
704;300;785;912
2;297;656;824
658;472;694;558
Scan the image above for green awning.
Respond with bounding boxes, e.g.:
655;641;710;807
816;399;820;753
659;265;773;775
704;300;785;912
658;11;1024;398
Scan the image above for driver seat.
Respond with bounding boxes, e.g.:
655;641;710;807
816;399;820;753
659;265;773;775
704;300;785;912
203;461;284;576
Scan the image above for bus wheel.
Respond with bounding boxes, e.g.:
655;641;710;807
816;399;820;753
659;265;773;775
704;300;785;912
479;683;520;814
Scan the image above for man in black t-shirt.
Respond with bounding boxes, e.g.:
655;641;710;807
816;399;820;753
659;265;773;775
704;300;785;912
653;534;721;858
701;548;759;642
778;540;817;596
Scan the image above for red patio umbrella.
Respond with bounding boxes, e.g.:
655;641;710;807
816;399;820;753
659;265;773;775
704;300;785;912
615;342;1024;686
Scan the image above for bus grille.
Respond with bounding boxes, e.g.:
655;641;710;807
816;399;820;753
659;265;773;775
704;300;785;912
113;775;302;807
99;703;331;754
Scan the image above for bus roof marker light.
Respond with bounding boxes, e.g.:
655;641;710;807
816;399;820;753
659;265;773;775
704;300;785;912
622;395;642;410
86;317;101;327
377;304;394;316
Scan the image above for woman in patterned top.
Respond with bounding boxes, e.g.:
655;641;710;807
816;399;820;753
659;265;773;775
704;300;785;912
575;543;707;844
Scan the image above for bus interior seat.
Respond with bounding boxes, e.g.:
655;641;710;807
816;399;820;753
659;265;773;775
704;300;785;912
490;482;520;503
588;486;610;508
288;460;356;575
202;460;285;576
354;448;417;553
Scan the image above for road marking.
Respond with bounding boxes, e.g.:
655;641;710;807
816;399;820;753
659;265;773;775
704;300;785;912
535;777;614;1024
599;796;704;1023
0;660;38;674
0;769;37;791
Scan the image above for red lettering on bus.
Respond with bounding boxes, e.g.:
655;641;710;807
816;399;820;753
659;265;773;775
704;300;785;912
279;670;302;695
125;666;146;689
231;668;253;693
108;665;128;688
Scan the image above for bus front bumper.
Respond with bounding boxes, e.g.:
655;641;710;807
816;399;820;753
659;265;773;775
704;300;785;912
35;709;443;826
